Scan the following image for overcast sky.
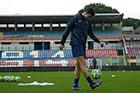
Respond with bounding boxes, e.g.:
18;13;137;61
0;0;140;19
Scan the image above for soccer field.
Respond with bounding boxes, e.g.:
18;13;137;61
0;71;140;93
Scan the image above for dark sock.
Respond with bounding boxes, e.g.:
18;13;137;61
73;78;79;87
86;76;93;86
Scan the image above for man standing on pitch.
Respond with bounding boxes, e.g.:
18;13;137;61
60;8;103;90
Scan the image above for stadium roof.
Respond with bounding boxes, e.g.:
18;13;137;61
122;26;134;32
135;27;140;33
0;13;123;24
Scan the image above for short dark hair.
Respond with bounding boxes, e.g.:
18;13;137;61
86;8;95;16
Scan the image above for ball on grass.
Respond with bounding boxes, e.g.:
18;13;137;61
15;76;21;82
112;75;115;78
27;76;31;79
0;76;3;82
10;76;15;82
3;76;8;82
90;69;101;79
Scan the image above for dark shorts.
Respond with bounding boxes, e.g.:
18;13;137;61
71;45;86;59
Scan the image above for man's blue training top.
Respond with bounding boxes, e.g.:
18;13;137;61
60;13;100;47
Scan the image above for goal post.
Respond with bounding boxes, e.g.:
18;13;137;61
86;57;102;70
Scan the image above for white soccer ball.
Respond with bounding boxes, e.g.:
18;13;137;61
112;75;115;78
15;76;21;82
27;76;31;79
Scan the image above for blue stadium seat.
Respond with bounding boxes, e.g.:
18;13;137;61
93;28;122;37
4;29;122;37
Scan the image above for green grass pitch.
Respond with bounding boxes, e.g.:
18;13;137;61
0;71;140;93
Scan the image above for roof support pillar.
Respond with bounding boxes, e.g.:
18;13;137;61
14;22;17;31
50;22;52;31
102;22;105;30
32;22;35;31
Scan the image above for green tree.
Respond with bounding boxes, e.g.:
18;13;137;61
79;3;140;30
79;3;119;13
122;18;140;30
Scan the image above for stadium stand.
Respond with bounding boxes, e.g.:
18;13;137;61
0;49;118;67
0;59;77;67
86;49;118;57
0;14;126;70
93;28;122;37
1;28;122;42
3;29;121;38
3;30;65;37
127;47;140;56
1;49;118;59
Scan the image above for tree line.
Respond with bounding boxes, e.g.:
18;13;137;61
79;3;140;30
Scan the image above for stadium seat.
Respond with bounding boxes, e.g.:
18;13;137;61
127;47;140;56
0;49;118;67
86;49;118;58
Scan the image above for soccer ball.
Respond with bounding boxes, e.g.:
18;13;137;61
10;76;15;82
3;76;8;82
15;76;21;82
0;76;3;82
7;76;11;82
90;69;101;79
